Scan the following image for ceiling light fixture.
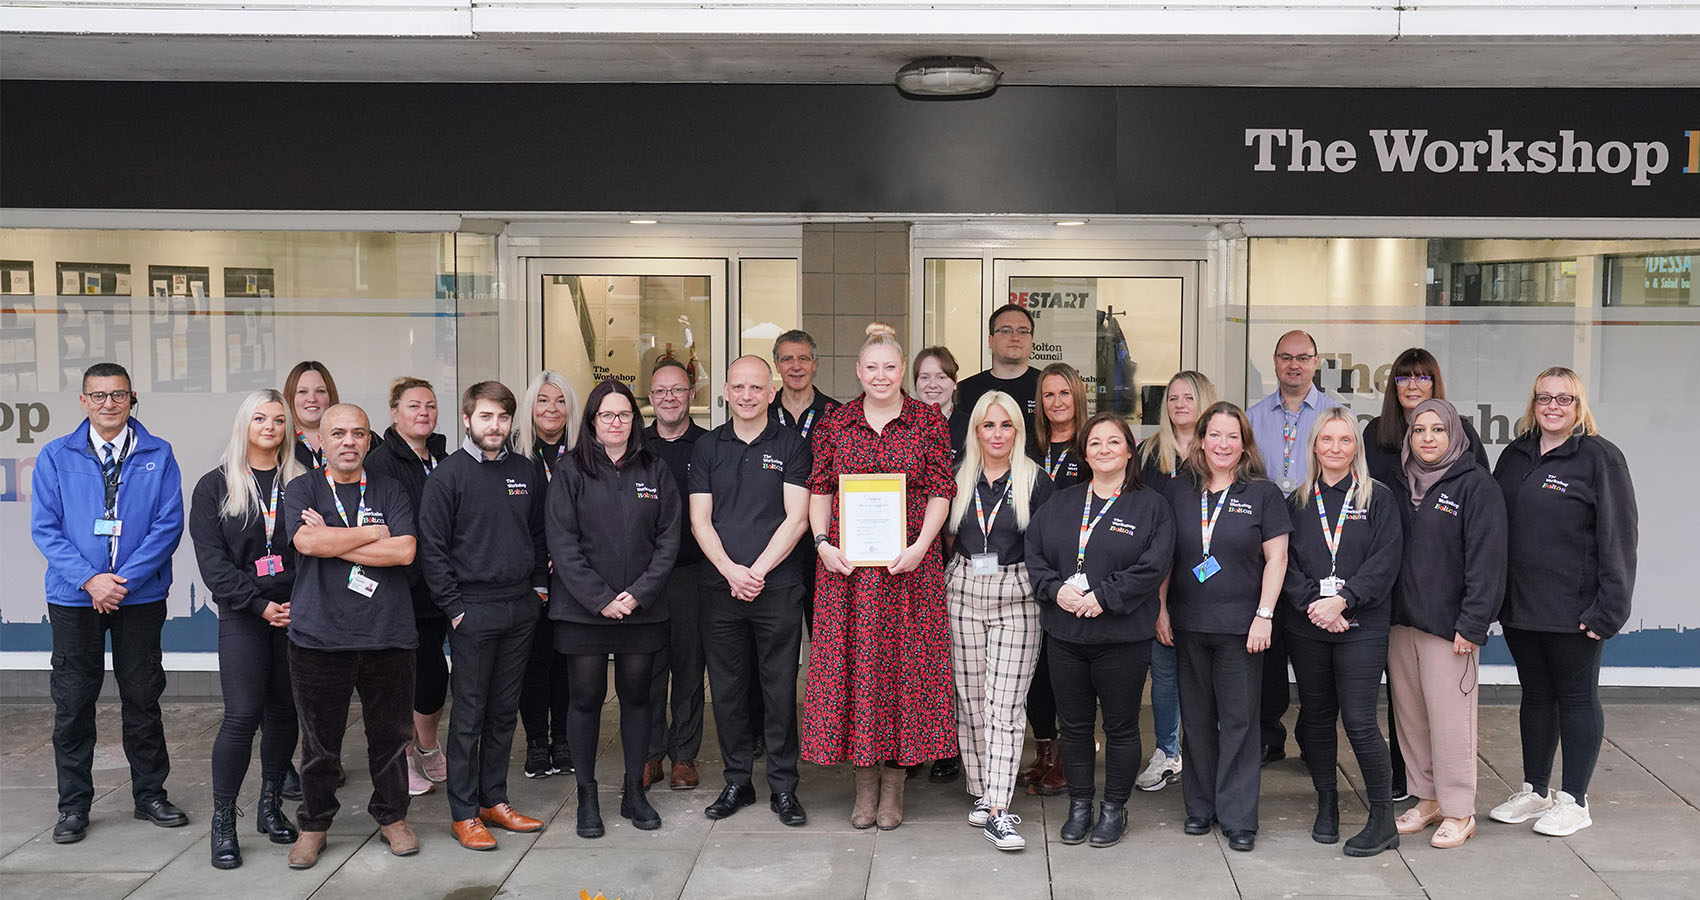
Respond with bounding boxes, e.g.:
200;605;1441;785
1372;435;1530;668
628;219;658;225
1054;220;1088;227
895;57;1002;98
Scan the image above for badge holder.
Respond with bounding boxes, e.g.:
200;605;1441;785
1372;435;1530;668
255;555;285;577
94;517;123;536
1319;576;1344;597
348;565;378;597
1065;571;1090;592
971;553;999;577
1192;555;1221;583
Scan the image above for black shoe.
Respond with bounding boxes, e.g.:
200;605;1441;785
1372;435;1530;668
550;740;574;775
280;765;303;802
928;757;962;784
135;798;189;828
1312;789;1340;844
1260;745;1287;767
1089;802;1127;848
52;811;88;844
1184;816;1215;835
704;783;757;819
210;800;242;870
524;740;552;778
771;792;808;827
575;784;604;839
257;774;299;844
1059;799;1095;845
1225;829;1256;852
1344;801;1401;858
620;775;661;830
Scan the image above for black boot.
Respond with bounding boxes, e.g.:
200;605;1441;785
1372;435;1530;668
1312;789;1340;844
621;774;662;830
257;774;299;844
1344;801;1400;858
280;764;303;802
576;783;605;838
1059;798;1095;845
1089;801;1127;848
209;800;242;870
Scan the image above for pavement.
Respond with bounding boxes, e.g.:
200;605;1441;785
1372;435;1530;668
1;682;1697;900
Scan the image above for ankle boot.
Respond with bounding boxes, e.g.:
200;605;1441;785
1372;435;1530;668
850;766;879;829
621;774;662;830
1313;789;1340;844
257;774;299;844
876;764;907;831
210;799;242;869
576;783;605;838
1031;741;1067;796
1059;798;1095;845
1344;801;1401;857
1017;739;1054;785
1089;801;1128;848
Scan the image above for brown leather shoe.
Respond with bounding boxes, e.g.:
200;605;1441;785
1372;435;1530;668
876;764;907;831
452;818;498;851
1027;740;1066;796
670;760;700;790
1017;739;1054;786
479;803;543;833
642;758;665;789
378;820;420;856
287;830;327;869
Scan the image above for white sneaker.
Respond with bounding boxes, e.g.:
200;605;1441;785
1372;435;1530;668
405;749;435;797
968;795;992;827
1533;791;1592;836
1489;783;1554;824
984;811;1026;851
1136;749;1182;792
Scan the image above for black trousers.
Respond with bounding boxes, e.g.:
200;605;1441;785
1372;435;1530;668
414;613;450;716
1024;642;1059;741
48;600;169;813
446;595;541;820
648;564;707;764
1176;629;1264;832
566;650;656;789
1387;675;1407;794
518;605;570;747
702;581;806;794
1504;627;1606;801
288;643;414;831
1048;634;1149;805
212;610;298;804
1260;605;1291;751
1287;630;1392;801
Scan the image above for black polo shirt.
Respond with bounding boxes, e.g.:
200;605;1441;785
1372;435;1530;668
284;469;418;652
1161;475;1293;635
950;367;1041;455
1035;440;1084;490
769;388;838;439
689;419;813;589
643;420;709;566
952;469;1056;565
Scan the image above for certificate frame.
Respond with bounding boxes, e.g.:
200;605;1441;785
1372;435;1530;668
838;473;908;567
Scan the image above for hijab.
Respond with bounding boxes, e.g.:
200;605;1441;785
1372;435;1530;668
1400;398;1469;507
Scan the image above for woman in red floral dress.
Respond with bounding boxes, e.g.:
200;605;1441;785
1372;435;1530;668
804;322;958;831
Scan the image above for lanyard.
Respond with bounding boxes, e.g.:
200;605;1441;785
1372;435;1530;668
254;470;281;556
797;407;817;437
324;470;367;527
1075;487;1121;572
99;436;131;516
297;430;324;467
420;453;437;476
541;441;566;482
973;478;1011;545
1280;410;1300;478
1314;480;1355;577
1200;488;1230;560
1043;444;1069;479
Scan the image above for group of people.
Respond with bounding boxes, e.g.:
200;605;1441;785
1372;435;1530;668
27;306;1637;870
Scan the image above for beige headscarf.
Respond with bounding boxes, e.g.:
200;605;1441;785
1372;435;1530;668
1400;398;1470;506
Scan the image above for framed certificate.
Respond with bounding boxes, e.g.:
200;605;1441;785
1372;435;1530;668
839;473;907;567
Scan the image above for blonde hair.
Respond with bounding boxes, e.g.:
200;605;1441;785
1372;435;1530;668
220;389;305;521
1033;363;1088;447
949;391;1040;533
1293;406;1374;512
1140;370;1219;476
1516;366;1598;437
859;321;905;364
515;370;581;456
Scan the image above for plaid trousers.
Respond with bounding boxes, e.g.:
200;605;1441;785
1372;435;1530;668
946;554;1043;809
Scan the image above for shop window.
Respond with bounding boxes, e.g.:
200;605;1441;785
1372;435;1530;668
542;274;712;423
1606;253;1697;306
922;258;983;369
739;258;800;373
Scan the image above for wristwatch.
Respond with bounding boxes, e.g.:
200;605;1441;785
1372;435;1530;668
814;534;831;548
1255;607;1275;620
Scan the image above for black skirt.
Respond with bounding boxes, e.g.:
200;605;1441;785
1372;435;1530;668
553;619;667;655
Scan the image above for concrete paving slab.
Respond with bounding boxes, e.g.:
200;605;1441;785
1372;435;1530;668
682;830;873;900
500;846;698;900
0;786;64;856
865;823;1050;900
305;822;535;900
1219;823;1423;897
0;871;151;900
1400;828;1618;900
1598;869;1700;900
0;778;205;872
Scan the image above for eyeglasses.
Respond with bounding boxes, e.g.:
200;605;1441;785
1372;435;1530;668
1534;393;1577;407
1275;353;1317;364
1393;375;1434;386
649;387;691;399
992;326;1034;338
84;390;134;404
596;410;636;424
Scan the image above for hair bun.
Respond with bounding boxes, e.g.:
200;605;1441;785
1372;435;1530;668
865;321;897;339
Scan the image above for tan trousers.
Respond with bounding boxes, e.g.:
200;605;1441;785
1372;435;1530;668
1388;625;1479;818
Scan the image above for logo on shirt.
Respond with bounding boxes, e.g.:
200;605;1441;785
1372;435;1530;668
1108;517;1139;537
1226;498;1257;516
1433;493;1460;517
357;508;387;526
633;481;660;501
1540;474;1570;494
1342;504;1369;521
505;477;529;497
760;453;785;473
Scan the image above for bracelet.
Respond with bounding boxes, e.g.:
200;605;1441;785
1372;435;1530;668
814;534;830;548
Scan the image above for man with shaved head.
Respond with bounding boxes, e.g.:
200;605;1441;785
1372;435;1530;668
283;403;424;868
692;355;814;826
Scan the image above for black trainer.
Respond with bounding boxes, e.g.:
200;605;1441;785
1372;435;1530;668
524;740;552;778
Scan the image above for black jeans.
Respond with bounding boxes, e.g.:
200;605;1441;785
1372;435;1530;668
49;600;169;813
1260;606;1291;751
1176;629;1263;832
1024;642;1059;741
212;610;298;804
1504;627;1606;801
518;606;570;747
703;581;805;794
414;613;450;716
446;595;540;820
566;651;656;789
648;564;707;764
288;643;414;831
1286;630;1392;801
1047;634;1149;805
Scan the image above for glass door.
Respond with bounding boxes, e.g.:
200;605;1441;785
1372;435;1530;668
527;257;728;429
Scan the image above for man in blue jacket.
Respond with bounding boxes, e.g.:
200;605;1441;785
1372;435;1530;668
30;362;187;844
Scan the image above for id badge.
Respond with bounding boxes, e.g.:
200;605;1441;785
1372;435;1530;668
255;555;285;577
1065;572;1090;592
1319;576;1344;598
971;553;999;577
93;517;123;536
1192;555;1222;583
348;567;378;598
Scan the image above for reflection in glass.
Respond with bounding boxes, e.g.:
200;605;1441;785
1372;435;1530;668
542;274;712;426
